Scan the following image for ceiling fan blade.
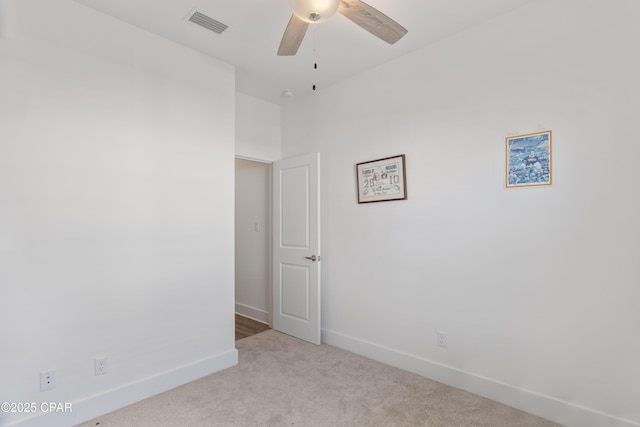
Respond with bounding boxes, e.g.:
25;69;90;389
278;14;309;56
338;0;408;45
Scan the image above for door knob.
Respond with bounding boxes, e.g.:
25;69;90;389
304;255;317;262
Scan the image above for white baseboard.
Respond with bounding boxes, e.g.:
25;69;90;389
322;329;639;427
235;303;269;324
8;348;238;427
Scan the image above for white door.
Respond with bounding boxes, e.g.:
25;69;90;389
272;153;321;344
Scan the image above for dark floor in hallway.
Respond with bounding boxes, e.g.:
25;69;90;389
235;314;270;340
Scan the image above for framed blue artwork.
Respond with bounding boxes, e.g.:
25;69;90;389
506;130;552;188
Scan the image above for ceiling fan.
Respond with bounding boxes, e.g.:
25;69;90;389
278;0;408;56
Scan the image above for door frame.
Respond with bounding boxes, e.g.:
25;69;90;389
234;152;322;343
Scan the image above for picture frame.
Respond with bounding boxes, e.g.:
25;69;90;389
356;154;407;203
505;130;552;188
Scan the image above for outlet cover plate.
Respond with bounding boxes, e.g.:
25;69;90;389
40;370;56;391
95;357;108;376
437;331;447;348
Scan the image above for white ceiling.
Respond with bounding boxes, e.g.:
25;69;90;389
74;0;535;105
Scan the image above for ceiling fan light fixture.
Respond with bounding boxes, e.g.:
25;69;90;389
288;0;341;23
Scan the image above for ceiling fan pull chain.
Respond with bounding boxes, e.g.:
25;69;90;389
312;24;317;90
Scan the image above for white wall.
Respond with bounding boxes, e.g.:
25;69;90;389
235;92;282;162
0;1;237;426
235;159;271;323
281;1;640;426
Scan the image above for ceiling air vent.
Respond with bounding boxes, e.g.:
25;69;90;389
186;9;228;35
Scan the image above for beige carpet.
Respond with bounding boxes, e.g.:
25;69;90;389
78;330;561;426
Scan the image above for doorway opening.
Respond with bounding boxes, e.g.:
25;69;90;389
235;158;272;339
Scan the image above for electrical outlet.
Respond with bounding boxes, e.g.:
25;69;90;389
95;357;108;376
40;370;56;391
437;331;447;348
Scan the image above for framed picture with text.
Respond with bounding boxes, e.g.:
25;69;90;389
505;130;552;188
356;154;407;203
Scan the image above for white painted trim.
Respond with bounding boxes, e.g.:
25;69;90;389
235;303;270;325
234;155;274;164
322;329;639;427
8;349;238;427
